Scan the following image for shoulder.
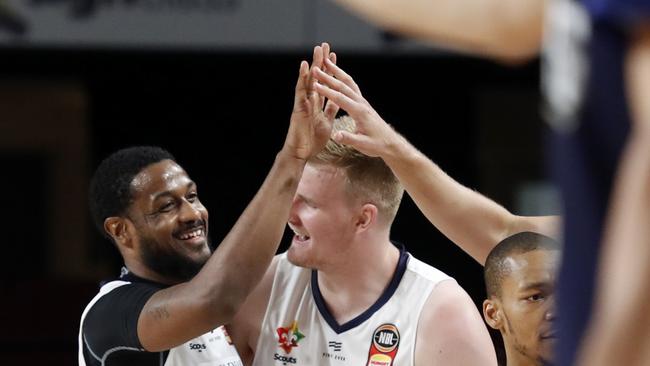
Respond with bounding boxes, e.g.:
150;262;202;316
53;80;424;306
82;281;160;355
415;280;497;365
424;280;476;325
405;253;452;283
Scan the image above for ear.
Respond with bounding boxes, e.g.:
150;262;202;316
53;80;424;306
355;203;378;232
483;298;503;330
104;216;134;250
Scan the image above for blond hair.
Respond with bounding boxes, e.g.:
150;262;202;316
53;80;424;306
310;115;404;225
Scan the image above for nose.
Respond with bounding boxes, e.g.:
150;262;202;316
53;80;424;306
288;196;301;226
179;199;203;223
544;305;556;321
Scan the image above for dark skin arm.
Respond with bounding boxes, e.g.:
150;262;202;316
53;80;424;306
135;44;336;352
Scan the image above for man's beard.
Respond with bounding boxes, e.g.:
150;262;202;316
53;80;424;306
139;235;212;283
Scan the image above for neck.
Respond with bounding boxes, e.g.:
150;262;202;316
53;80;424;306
504;342;544;366
123;259;178;285
316;238;400;324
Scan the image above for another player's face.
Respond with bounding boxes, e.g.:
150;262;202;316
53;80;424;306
127;160;211;283
287;163;359;269
497;249;559;365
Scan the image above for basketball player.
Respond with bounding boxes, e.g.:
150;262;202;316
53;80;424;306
78;44;337;365
483;232;560;366
318;1;650;364
313;59;561;366
310;56;558;265
228;115;497;366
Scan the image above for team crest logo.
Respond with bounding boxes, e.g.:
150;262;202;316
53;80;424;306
366;324;400;366
277;320;305;353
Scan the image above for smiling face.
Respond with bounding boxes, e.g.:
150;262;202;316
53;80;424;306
486;249;559;366
286;163;361;270
125;159;211;283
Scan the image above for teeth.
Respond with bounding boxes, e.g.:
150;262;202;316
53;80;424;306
180;229;202;240
288;224;309;241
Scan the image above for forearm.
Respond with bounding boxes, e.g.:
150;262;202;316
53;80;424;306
332;0;544;62
382;137;521;264
194;150;304;315
140;151;305;350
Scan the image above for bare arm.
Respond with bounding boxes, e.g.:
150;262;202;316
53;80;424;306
577;24;650;366
228;256;281;366
313;58;559;264
137;45;336;351
416;280;497;365
330;0;545;62
376;141;559;264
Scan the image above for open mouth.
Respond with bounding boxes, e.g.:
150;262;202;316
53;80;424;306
174;225;206;243
178;228;204;240
288;223;310;243
294;233;310;242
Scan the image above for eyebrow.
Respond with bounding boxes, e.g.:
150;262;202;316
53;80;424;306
519;282;553;292
151;181;196;202
296;194;316;206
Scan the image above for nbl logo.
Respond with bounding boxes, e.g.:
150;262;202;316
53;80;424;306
372;324;399;353
366;324;400;366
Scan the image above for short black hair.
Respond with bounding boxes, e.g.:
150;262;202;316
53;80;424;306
484;231;560;298
89;146;175;239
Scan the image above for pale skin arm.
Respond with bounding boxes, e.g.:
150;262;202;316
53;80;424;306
577;24;650;366
228;256;281;366
228;45;339;366
330;0;545;62
135;45;336;352
312;59;559;264
416;280;497;365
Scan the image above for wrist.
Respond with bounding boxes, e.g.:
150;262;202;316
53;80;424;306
275;149;308;170
383;131;416;165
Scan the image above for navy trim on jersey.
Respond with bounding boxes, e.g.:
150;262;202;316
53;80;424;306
310;244;409;334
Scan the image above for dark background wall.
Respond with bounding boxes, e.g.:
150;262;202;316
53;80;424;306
0;46;549;365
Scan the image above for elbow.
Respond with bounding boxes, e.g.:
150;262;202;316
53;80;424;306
488;32;542;65
493;45;541;65
485;5;544;65
197;282;243;326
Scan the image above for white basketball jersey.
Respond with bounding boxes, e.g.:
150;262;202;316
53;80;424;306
252;248;451;366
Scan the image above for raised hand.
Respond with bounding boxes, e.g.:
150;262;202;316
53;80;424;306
311;57;404;158
283;43;339;161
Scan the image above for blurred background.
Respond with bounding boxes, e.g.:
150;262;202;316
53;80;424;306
0;0;558;364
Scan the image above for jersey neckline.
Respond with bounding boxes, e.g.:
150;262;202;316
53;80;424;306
310;243;409;334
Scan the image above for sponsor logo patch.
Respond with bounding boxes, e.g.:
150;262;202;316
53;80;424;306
276;320;305;354
366;324;400;366
189;342;207;352
274;353;298;365
328;341;342;352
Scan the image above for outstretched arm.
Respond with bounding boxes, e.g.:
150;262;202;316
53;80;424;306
329;0;545;62
312;58;559;264
136;45;336;352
